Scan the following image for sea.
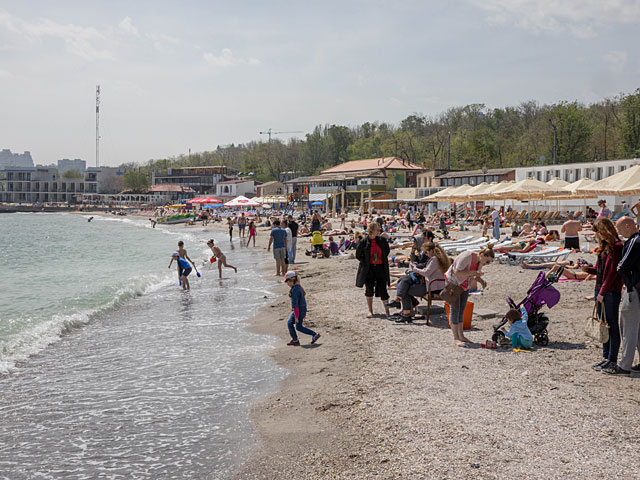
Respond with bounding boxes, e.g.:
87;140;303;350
0;212;286;479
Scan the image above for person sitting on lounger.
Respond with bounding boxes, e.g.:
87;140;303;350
520;260;596;281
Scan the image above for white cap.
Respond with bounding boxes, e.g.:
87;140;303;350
171;252;179;257
283;272;297;282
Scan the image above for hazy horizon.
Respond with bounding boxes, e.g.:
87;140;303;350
1;0;639;167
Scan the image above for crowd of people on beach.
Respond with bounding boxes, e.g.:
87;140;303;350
159;199;640;370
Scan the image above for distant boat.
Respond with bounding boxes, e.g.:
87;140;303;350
157;213;195;224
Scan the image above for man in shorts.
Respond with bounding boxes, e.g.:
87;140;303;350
237;212;247;238
561;215;582;252
267;219;288;276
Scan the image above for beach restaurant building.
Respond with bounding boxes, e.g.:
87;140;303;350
285;157;424;209
151;165;240;195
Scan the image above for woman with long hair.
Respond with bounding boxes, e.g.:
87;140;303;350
355;222;391;318
445;244;495;346
391;242;452;322
582;217;623;372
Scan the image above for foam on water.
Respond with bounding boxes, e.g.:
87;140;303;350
0;213;286;479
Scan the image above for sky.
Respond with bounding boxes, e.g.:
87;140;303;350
1;0;639;167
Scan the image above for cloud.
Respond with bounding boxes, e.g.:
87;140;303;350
0;10;113;60
118;16;138;36
203;48;260;67
602;50;628;69
471;0;640;37
145;32;180;53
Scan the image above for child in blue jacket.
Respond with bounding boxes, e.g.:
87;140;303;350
504;305;533;349
284;272;321;346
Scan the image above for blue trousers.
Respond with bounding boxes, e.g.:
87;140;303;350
493;217;500;240
287;309;316;341
597;290;622;363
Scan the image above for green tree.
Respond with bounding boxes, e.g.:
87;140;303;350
123;170;150;192
620;89;640;156
545;101;592;164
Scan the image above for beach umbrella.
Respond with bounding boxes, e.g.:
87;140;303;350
465;182;495;200
437;184;474;201
576;164;640;196
494;178;567;201
420;186;457;201
187;196;222;204
224;195;261;207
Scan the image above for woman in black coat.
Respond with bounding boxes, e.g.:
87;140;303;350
356;222;391;318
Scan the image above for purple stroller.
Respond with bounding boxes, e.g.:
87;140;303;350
492;269;562;346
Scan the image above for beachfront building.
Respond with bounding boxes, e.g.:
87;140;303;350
57;158;86;174
256;180;285;197
215;179;255;198
151;165;239;194
285;157;424;210
0;165;99;204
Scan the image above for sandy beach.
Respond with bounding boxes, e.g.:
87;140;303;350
198;220;640;480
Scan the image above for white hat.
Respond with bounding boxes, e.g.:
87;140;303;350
283;272;297;282
171;252;179;257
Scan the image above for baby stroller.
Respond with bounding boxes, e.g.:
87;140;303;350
492;268;563;347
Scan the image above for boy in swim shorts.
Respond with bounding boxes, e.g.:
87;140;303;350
169;252;192;290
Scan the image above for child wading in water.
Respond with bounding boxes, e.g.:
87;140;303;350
284;272;320;346
206;239;238;278
504;305;533;350
168;252;192;290
246;221;256;247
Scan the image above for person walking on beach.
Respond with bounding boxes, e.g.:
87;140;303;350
237;212;247;238
444;245;494;346
246;220;257;247
607;216;640;375
267;219;288;276
561;215;582;252
287;214;298;264
355;222;391;318
583;218;623;373
490;207;500;240
168;252;192;290
227;217;234;241
284;272;320;346
206;239;238;278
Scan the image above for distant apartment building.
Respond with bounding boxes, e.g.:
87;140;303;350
0;149;34;168
152;166;239;194
0;166;98;203
57;158;86;174
256;180;285;197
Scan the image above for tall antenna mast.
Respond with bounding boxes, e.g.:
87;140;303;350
95;85;100;167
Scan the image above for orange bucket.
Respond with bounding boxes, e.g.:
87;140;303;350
444;301;474;330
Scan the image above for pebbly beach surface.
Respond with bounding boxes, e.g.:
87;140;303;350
224;221;640;480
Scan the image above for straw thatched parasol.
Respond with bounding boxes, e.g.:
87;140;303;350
576;164;640;196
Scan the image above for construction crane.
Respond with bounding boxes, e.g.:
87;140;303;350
259;128;303;142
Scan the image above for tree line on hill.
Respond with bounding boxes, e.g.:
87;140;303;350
122;88;640;191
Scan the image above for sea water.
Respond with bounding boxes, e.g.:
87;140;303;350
0;213;285;479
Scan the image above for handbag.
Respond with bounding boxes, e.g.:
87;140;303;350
584;302;609;343
441;281;464;305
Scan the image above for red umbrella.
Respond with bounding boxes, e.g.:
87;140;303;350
187;196;222;204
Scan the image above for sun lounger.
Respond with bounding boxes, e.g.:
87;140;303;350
497;246;562;265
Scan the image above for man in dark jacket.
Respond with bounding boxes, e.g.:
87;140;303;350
356;222;391;318
607;217;640;375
